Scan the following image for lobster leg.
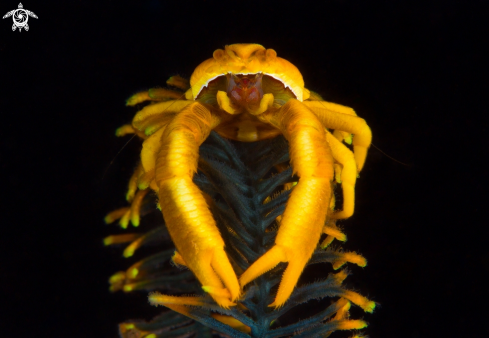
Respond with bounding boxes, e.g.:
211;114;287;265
240;99;335;307
155;102;240;307
325;131;357;219
303;101;372;172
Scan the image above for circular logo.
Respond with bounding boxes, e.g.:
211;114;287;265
13;9;27;27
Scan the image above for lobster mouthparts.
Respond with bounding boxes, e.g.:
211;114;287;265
226;73;264;111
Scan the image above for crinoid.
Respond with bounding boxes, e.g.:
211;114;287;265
105;130;375;337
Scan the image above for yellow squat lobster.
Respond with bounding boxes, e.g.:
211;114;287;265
110;43;372;309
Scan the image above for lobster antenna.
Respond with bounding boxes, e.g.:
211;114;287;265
371;142;411;167
101;133;137;182
313;97;410;167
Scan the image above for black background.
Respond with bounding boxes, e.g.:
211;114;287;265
1;0;488;337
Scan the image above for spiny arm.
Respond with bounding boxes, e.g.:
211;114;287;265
154;102;240;307
240;98;335;307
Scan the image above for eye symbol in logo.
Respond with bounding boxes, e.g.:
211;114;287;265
3;3;38;32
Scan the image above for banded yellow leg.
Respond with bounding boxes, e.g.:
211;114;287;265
155;102;240;307
240;99;335;307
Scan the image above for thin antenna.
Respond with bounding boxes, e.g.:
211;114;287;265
371;142;411;167
101;134;137;181
313;97;410;167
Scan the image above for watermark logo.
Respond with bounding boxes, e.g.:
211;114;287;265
3;3;37;32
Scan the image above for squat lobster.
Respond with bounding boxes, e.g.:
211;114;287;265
108;44;372;309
